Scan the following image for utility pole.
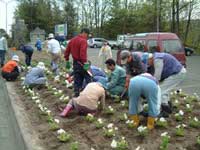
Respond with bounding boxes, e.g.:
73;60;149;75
0;0;16;34
156;0;159;32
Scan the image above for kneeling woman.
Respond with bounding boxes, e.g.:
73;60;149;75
129;73;161;130
60;82;105;117
23;62;47;87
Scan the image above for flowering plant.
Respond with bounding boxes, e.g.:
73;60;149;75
175;110;184;121
119;113;128;121
110;137;128;150
189;117;200;128
120;100;129;108
197;136;200;146
103;123;118;138
185;104;192;112
175;124;186;137
104;106;115;115
70;141;79;150
160;132;170;150
49;119;60;131
137;125;148;137
95;118;104;129
156;117;168;128
57;129;71;142
125;120;135;129
85;113;95;122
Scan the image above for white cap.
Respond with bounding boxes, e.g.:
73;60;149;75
48;33;54;39
37;62;45;70
12;55;19;62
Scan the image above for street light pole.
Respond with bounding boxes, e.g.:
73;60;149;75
0;0;16;34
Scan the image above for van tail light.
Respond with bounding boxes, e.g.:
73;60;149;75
144;45;148;52
156;46;161;52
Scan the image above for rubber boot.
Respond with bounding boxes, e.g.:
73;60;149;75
130;115;140;127
59;104;73;117
147;117;155;130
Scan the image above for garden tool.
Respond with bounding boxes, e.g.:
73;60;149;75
147;117;155;130
130;115;140;127
59;104;73;117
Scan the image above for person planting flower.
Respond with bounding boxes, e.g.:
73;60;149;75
60;82;105;117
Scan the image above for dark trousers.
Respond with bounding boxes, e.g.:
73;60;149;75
73;61;92;97
0;51;6;67
25;51;33;66
2;70;19;81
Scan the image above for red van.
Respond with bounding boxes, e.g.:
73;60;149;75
123;32;186;66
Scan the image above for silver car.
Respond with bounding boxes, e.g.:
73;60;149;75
88;38;108;48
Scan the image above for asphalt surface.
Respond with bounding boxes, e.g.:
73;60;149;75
87;48;200;96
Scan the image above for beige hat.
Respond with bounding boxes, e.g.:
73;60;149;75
37;62;45;70
12;55;20;62
48;33;54;39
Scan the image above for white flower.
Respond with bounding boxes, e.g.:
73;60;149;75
182;124;187;128
52;87;57;91
97;118;103;124
107;123;114;128
64;96;69;100
87;113;94;118
122;136;125;140
176;125;181;128
175;100;179;104
46;110;51;115
159;117;166;122
57;129;66;134
58;90;63;94
54;119;60;124
194;117;199;122
135;146;141;150
121;101;126;106
91;148;95;150
114;127;118;130
111;139;117;148
179;110;184;116
108;129;114;133
32;96;38;100
186;104;190;108
35;100;40;104
123;113;128;120
161;132;168;137
59;95;65;100
137;126;147;132
179;89;182;92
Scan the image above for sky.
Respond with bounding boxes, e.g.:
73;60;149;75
0;0;18;34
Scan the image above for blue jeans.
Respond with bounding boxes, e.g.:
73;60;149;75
129;76;159;117
0;50;6;66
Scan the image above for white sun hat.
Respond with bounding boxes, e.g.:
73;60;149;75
48;33;54;39
12;55;20;62
37;62;45;70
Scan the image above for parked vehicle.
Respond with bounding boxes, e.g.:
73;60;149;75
117;34;134;46
122;32;186;66
107;40;117;49
88;38;108;48
184;47;194;56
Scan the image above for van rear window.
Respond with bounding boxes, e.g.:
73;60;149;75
162;40;182;53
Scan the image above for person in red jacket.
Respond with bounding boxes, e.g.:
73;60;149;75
64;28;92;97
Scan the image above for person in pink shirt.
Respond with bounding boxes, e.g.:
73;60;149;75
60;82;105;117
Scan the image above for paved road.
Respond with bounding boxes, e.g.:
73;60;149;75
0;78;26;150
88;48;200;96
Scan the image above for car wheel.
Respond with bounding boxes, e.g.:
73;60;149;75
93;44;97;48
186;51;191;56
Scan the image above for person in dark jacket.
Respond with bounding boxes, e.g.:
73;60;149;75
1;55;20;81
35;39;42;51
19;44;34;66
64;28;92;97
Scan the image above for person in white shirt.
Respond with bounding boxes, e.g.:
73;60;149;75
0;34;8;67
47;33;61;75
98;42;112;70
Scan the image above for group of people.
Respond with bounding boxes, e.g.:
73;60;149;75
0;28;186;130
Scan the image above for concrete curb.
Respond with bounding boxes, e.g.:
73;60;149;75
6;82;46;150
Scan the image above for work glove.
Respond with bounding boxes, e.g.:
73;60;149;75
83;62;90;71
66;61;71;70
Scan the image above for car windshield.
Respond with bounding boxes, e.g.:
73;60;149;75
162;40;183;53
